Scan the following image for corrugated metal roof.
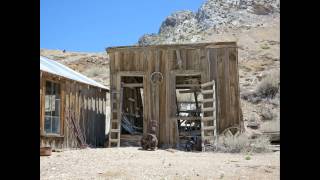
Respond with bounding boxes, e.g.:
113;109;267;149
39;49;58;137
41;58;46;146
40;56;108;90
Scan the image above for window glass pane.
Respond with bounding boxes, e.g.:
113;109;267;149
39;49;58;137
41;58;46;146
52;116;60;134
44;80;61;134
44;116;52;133
55;83;60;99
54;99;60;116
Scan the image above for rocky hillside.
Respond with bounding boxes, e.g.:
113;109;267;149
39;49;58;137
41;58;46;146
40;0;280;138
138;0;280;137
40;49;110;87
138;0;279;45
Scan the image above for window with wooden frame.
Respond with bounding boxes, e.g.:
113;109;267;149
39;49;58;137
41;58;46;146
44;80;62;135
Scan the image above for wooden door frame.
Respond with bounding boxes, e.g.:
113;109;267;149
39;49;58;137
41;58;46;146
116;71;145;138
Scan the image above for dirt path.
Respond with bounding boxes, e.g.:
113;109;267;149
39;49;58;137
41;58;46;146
40;147;279;180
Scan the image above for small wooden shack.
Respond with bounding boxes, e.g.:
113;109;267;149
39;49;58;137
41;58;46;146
106;42;243;149
40;56;109;149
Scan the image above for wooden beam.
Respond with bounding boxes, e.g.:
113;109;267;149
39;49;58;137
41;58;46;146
117;71;144;77
176;116;201;120
201;90;215;94
201;81;214;88
177;101;203;104
202;107;215;112
122;83;143;88
179;110;201;113
176;84;200;88
179;89;200;93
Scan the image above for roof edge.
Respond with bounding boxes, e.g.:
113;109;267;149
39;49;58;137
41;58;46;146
106;41;237;52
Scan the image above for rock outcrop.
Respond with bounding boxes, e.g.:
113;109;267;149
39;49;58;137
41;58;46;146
138;0;280;45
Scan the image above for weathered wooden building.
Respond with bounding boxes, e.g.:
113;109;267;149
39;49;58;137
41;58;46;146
40;56;109;149
106;42;243;150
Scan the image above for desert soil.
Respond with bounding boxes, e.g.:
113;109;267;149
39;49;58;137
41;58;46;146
40;147;279;180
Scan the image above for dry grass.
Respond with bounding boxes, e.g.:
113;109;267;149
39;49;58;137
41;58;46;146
217;134;250;153
260;108;277;120
82;66;107;77
260;44;270;49
250;135;271;153
241;70;279;103
260;118;280;132
216;134;271;153
256;70;279;98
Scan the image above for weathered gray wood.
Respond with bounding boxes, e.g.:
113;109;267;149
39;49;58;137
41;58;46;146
107;42;241;148
176;84;200;88
122;83;143;88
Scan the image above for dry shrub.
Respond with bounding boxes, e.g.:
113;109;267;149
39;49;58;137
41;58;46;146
217;134;250;153
241;70;279;103
82;66;106;77
260;108;277;120
215;134;271;153
256;70;279;98
241;90;262;104
250;135;271;153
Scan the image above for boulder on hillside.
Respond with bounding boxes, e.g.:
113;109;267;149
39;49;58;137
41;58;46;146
159;10;195;34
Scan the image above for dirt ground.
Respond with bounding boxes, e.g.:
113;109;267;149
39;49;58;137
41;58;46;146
40;147;279;180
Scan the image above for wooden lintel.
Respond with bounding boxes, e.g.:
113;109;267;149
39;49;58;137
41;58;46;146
122;83;143;88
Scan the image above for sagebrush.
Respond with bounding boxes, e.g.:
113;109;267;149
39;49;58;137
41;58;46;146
215;134;271;153
241;70;279;103
260;108;277;120
83;66;106;77
256;70;279;98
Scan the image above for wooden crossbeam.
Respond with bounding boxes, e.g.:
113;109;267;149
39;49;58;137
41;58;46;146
202;107;215;112
203;126;215;131
122;83;143;88
201;81;214;88
201;90;214;94
176;84;200;88
176;116;201;120
179;89;200;93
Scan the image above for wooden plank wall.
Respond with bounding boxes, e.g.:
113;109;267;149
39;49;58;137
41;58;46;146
40;72;107;149
107;42;242;147
211;47;242;133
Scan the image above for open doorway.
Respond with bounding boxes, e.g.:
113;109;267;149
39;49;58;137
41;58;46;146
175;74;202;151
120;76;144;146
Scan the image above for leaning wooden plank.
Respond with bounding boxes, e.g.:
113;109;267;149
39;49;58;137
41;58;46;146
201;90;214;94
203;126;215;131
202;99;214;103
201;81;214;88
202;116;215;121
110;129;120;132
109;139;119;143
202;107;215;112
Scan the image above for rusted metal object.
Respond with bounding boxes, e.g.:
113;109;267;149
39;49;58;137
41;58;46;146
40;147;52;156
141;119;158;150
141;133;158;150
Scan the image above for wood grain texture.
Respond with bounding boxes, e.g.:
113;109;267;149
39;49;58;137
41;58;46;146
40;71;107;149
107;42;242;147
